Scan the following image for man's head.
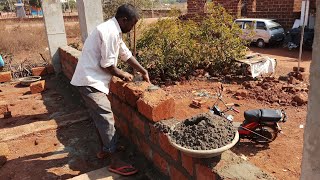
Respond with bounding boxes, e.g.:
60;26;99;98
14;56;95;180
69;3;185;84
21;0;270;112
115;4;139;33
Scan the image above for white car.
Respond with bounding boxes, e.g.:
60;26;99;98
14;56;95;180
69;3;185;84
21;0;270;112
234;18;285;48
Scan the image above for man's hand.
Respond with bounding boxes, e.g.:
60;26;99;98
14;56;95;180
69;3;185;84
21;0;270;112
122;72;133;82
142;71;151;84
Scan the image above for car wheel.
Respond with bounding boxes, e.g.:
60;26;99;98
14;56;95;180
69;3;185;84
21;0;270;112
257;39;265;48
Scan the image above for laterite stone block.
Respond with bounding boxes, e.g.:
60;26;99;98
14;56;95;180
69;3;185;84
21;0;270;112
137;89;175;122
132;112;145;134
0;71;12;83
196;163;216;180
181;152;194;176
153;151;169;175
46;64;55;74
121;103;132;122
30;80;46;94
32;67;47;76
124;81;149;107
109;77;127;101
0;101;9;114
170;165;189;180
159;132;179;161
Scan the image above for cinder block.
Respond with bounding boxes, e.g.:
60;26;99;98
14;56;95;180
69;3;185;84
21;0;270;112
0;101;9;114
137;89;175;122
159;132;179;161
196;163;217;180
30;80;46;94
0;71;12;83
32;67;47;76
124;82;149;107
170;165;189;180
153;151;169;175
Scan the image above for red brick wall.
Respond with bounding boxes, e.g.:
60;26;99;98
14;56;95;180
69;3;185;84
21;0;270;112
59;46;219;179
187;0;316;30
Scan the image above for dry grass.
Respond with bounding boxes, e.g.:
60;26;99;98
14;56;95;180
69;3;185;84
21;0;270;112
0;20;81;67
0;21;48;55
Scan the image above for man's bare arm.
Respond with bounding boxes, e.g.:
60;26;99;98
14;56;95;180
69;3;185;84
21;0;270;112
104;65;133;81
126;56;151;83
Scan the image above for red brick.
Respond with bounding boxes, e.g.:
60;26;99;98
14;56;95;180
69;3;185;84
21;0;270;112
0;71;12;83
111;96;122;113
181;153;194;176
195;163;216;180
153;152;169;175
121;103;132;122
169;165;189;180
32;67;47;76
149;123;159;144
159;133;179;161
139;139;152;160
109;77;127;101
69;55;79;65
114;116;129;137
0;101;9;114
124;81;149;107
30;80;46;94
45;64;55;74
137;89;175;122
132;112;145;134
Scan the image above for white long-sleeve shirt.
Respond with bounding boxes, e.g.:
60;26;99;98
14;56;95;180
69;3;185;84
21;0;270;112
71;17;132;94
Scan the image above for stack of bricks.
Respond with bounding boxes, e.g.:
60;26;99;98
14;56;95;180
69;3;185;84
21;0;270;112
59;46;81;80
59;46;219;179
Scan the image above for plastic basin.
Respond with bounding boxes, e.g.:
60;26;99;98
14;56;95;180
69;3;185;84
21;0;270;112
19;76;41;86
168;131;239;158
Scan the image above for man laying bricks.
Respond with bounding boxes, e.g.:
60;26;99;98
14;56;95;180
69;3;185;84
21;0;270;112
71;4;150;176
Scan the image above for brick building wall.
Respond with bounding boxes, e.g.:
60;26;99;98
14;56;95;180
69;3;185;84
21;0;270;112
187;0;316;29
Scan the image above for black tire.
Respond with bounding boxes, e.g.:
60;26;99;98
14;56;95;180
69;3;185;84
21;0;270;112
256;39;265;48
252;125;278;143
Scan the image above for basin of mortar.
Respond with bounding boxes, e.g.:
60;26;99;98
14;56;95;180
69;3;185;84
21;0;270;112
167;113;239;158
168;131;239;158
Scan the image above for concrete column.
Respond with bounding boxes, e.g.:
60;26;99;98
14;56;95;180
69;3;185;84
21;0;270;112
77;0;104;43
301;0;320;179
42;0;67;73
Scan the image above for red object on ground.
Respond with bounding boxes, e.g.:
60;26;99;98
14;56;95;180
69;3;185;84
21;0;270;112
108;165;138;176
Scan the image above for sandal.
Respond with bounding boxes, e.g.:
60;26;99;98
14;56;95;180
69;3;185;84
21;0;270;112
108;165;138;176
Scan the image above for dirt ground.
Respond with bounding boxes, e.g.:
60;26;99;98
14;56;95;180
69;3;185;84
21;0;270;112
0;76;164;180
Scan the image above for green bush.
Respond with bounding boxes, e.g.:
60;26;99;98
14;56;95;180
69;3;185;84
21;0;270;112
136;3;248;81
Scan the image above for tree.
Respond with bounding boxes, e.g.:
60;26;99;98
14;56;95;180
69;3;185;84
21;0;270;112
29;0;41;8
102;0;151;20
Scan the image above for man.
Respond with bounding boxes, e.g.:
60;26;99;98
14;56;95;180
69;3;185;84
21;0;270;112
71;4;150;176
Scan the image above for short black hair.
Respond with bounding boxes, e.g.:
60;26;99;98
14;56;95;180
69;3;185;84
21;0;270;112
115;4;139;21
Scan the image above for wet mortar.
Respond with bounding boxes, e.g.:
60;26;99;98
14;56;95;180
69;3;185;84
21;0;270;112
155;113;236;150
